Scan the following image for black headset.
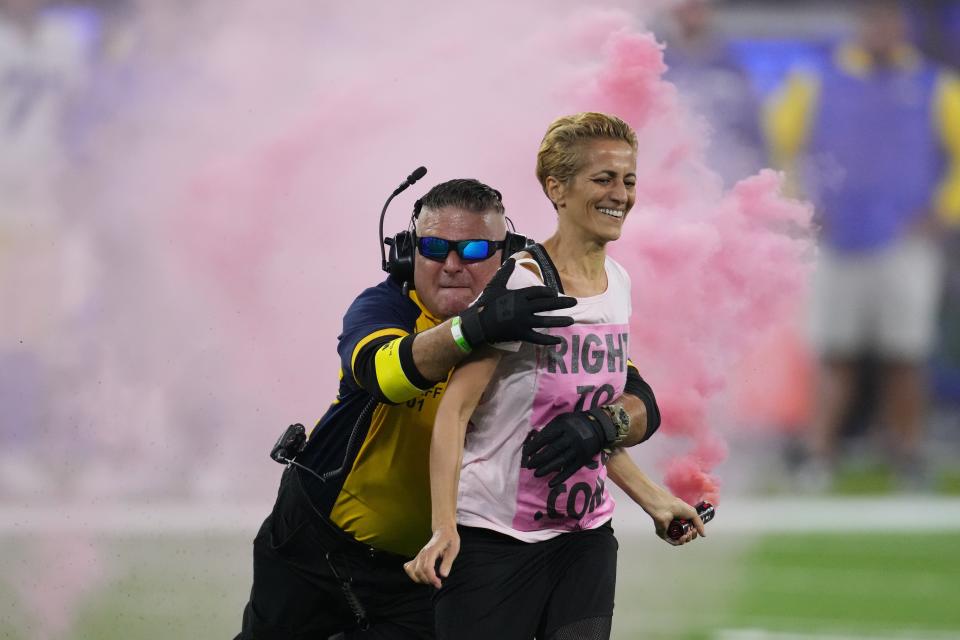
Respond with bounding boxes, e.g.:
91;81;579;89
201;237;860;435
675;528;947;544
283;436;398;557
380;169;531;290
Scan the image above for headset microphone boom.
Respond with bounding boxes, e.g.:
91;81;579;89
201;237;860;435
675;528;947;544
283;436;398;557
379;166;429;275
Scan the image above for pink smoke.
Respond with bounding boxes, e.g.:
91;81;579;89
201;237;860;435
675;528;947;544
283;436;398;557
45;1;812;505
563;29;814;504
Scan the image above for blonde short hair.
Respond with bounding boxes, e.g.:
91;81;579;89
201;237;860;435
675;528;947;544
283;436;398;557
535;112;638;197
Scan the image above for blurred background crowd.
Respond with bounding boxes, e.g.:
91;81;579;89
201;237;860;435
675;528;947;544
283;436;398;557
656;0;960;496
2;0;960;503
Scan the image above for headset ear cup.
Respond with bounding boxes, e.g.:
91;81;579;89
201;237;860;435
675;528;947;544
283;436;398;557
387;230;415;286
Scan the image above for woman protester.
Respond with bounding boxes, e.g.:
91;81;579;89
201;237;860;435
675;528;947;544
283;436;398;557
405;112;705;640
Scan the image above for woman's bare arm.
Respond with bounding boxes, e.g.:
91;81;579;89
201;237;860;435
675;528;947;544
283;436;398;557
405;347;503;586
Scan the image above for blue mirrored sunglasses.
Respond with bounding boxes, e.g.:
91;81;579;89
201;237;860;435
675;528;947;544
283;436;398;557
417;237;504;263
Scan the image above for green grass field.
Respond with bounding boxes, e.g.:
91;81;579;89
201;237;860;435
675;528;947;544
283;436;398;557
725;533;960;637
2;529;959;639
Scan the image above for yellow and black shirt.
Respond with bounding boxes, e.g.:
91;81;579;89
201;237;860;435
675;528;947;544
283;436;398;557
298;275;447;558
297;274;656;558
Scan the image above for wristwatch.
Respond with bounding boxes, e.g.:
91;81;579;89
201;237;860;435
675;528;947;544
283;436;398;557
600;402;631;450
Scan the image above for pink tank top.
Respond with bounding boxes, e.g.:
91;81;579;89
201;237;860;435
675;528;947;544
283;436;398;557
457;255;632;542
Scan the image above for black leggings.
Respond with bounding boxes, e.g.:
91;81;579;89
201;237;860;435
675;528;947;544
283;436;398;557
549;616;612;640
433;523;617;640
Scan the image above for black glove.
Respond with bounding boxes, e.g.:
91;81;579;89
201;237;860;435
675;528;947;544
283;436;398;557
458;257;576;347
521;408;618;487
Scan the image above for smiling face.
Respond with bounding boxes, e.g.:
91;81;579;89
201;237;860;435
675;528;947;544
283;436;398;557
412;206;507;319
546;138;638;244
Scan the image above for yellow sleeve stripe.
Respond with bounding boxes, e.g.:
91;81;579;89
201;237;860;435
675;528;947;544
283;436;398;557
763;71;819;196
373;336;424;403
351;328;409;384
934;72;960;225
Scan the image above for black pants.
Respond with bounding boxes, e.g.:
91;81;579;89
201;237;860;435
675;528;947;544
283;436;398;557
433;523;618;640
235;468;434;639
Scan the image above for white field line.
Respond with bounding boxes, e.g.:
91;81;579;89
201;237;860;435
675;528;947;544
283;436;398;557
0;502;268;535
1;497;959;535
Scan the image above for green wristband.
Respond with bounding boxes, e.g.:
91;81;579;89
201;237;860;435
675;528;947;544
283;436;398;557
450;316;473;354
